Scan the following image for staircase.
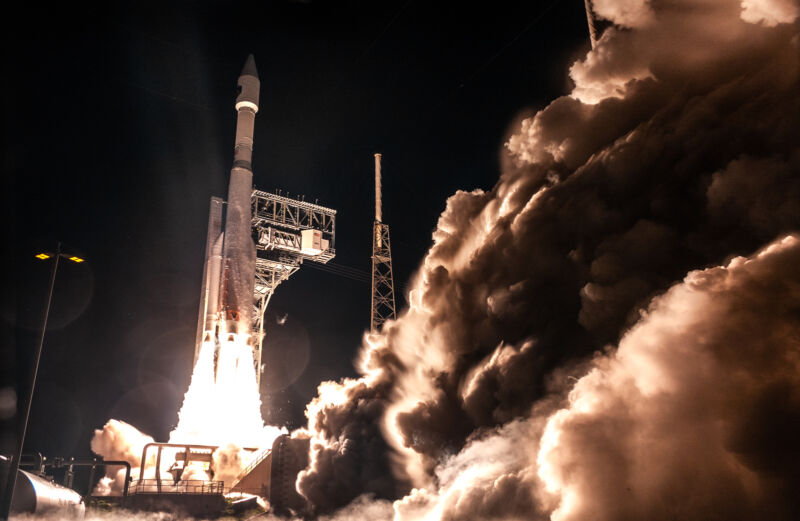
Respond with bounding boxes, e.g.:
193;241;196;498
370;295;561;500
230;447;271;491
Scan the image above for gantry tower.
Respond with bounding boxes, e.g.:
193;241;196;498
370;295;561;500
370;154;396;332
250;191;336;380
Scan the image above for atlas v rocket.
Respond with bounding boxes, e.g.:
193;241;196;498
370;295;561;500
195;55;260;361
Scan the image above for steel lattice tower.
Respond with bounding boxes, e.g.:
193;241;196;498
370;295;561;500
371;153;396;332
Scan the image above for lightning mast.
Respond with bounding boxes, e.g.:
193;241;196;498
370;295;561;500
584;0;597;49
370;153;396;332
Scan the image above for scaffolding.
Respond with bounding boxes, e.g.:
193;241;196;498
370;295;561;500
370;154;396;332
250;190;336;382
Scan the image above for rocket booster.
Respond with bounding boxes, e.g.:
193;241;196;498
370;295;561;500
195;56;260;362
221;55;259;339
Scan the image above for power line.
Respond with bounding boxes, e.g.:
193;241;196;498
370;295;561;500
354;0;415;65
305;262;370;283
456;0;566;90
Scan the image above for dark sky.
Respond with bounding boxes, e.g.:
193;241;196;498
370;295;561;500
1;0;589;462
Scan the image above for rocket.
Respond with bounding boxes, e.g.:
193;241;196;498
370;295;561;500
194;55;260;366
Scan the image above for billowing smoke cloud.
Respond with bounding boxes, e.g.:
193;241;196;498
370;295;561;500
741;0;800;26
9;511;197;521
534;236;800;521
90;420;154;494
91;420;154;467
297;0;800;518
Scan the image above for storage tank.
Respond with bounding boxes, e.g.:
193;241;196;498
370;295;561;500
11;469;85;517
269;435;310;516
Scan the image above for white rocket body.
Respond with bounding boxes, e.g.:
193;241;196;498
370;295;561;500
195;56;260;368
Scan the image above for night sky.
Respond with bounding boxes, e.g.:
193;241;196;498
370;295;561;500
2;0;589;463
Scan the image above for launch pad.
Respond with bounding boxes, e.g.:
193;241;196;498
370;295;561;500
124;435;308;517
7;434;311;518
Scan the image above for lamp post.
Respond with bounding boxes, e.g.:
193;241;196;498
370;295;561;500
0;242;85;520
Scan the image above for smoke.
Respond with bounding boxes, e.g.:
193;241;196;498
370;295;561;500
533;236;800;521
741;0;800;25
10;499;396;521
296;0;800;518
9;511;196;521
90;420;154;467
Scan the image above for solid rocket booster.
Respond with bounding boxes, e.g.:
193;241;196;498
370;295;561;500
196;55;260;360
194;196;224;361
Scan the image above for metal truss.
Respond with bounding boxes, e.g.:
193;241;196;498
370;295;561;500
249;190;336;382
252;190;335;251
371;221;396;332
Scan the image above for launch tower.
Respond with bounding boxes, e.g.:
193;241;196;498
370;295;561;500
250;191;336;378
370;153;396;332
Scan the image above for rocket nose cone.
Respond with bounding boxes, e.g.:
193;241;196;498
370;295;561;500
240;54;259;80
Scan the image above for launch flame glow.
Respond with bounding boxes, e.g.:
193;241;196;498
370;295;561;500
169;336;276;449
91;332;284;495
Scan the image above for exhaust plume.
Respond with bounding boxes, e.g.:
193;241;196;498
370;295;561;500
297;0;800;518
91;335;285;495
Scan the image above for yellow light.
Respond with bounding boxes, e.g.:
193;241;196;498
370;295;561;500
35;253;51;260
68;256;85;263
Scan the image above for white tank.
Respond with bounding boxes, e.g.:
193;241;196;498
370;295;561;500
10;469;85;517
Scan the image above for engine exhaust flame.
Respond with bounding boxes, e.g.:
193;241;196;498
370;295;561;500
91;329;284;496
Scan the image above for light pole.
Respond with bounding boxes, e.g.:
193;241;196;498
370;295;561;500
0;242;85;520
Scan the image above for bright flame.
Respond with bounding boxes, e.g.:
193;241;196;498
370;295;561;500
92;323;286;496
170;327;281;449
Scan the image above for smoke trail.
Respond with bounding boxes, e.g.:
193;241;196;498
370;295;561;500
297;0;800;518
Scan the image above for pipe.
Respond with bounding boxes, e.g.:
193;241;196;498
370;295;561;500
86;462;95;499
155;447;162;493
38;458;131;499
18;452;43;474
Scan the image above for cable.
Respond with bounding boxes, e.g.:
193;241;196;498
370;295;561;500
456;0;566;89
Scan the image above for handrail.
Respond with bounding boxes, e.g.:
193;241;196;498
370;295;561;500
139;442;219;494
232;447;271;485
131;479;223;495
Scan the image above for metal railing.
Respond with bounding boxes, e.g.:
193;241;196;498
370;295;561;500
226;487;268;497
232;448;271;486
131;479;224;495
